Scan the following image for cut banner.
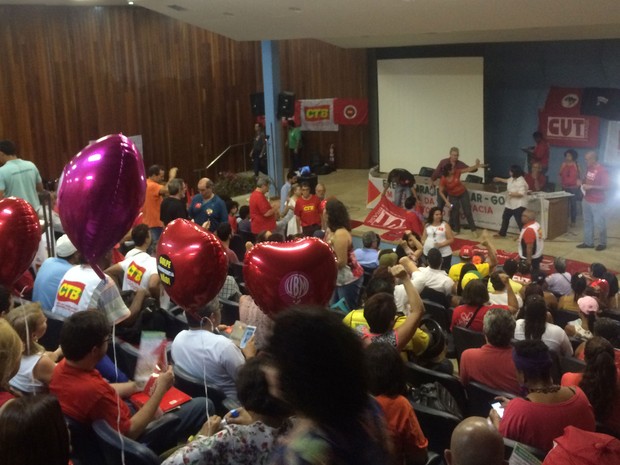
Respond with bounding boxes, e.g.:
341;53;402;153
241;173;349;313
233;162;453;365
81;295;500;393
363;195;408;241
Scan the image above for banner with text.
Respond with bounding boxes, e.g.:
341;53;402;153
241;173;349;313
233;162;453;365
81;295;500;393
540;87;600;148
299;99;338;131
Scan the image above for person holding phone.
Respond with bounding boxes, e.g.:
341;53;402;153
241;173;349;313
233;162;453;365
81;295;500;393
171;299;256;401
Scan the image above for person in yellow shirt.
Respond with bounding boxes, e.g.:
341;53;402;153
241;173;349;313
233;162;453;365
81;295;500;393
448;232;498;282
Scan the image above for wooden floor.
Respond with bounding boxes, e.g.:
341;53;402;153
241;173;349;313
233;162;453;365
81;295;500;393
318;169;620;268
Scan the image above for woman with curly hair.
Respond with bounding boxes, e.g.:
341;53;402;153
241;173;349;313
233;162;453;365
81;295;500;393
325;199;364;311
421;206;454;272
561;336;620;436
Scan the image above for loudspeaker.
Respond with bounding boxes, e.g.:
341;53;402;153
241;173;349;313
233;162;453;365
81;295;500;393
277;92;295;118
250;92;265;116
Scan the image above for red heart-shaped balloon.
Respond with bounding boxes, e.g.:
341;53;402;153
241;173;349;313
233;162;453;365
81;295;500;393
243;237;337;317
156;219;228;313
0;197;42;286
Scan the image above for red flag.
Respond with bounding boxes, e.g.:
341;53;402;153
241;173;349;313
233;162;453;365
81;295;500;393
334;98;368;125
543;87;583;116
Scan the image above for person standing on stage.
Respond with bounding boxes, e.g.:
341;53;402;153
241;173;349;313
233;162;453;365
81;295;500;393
577;151;609;251
493;165;529;237
518;209;544;271
250;123;266;177
431;147;476;211
523;131;550;173
285;119;302;170
188;178;227;232
559;149;581;227
438;159;486;236
524;161;547;192
0;140;43;211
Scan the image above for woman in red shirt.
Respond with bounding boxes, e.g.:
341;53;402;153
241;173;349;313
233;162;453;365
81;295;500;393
439;159;485;235
559;149;581;226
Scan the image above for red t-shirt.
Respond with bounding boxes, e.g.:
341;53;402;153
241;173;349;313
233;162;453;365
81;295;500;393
0;390;15;407
560;163;579;189
459;344;520;394
440;169;466;196
228;215;237;234
49;359;132;434
294;195;322;227
521;220;537;245
499;387;595;451
451;304;510;332
404;211;424;237
249;189;276;234
533;140;550;168
583;163;609;203
375;394;428;464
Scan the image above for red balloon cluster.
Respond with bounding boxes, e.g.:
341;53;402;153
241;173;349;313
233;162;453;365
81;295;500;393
156;219;228;313
0;197;41;286
243;237;338;317
57;134;145;279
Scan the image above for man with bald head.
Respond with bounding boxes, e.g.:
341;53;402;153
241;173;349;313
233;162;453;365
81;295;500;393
577;151;609;251
188;177;227;232
445;417;506;465
518;209;543;270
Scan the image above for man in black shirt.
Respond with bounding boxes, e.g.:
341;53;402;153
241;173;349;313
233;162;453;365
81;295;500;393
160;178;188;226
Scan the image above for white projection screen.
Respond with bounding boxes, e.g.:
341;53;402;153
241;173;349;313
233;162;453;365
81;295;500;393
377;57;484;174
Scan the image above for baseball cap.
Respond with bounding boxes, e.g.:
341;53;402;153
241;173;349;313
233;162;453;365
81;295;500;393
461;271;481;290
56;235;78;258
459;245;473;259
590;279;610;299
578;296;599;314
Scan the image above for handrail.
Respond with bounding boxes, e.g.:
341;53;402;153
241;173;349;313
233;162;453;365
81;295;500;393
206;142;250;170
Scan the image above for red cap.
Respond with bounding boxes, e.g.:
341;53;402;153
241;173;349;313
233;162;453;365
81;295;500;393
459;245;473;259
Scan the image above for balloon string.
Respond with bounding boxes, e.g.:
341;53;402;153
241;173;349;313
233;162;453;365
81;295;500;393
112;324;126;465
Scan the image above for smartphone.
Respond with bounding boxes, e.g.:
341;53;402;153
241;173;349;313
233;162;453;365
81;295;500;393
491;401;504;418
240;325;257;349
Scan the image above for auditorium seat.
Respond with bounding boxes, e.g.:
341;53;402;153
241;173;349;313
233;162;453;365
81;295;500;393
452;325;486;363
465;381;517;417
410;401;461;455
405;361;468;416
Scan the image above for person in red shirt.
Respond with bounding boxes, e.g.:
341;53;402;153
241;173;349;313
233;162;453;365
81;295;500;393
524;131;550;173
577;151;610;251
431;147;477;211
559;149;581;225
518;209;543;270
524;162;547;192
294;182;322;236
438;159;485;235
404;196;424;237
249;177;278;234
451;279;515;332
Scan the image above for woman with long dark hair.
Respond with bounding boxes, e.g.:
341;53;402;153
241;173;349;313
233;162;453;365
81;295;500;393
493;165;528;237
421;206;454;272
514;295;572;356
325;199;364;311
558;273;588;312
561;336;620;436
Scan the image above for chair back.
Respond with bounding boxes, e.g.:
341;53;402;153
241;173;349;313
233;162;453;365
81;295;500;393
410;401;461;455
405;362;468;416
420;287;450;309
422;299;451;331
418;167;435;177
173;364;239;416
465;381;517;417
503;437;547;461
452;325;486;362
65;416;105;465
229;234;246;262
559;355;586;375
219;298;240;325
464;174;483;184
107;338;139;379
92;419;160;465
552;308;579;329
39;309;64;351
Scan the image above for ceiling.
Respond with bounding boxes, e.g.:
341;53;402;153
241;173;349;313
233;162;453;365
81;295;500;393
4;0;620;48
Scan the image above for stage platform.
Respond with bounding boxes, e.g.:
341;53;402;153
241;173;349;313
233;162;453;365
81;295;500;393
235;169;620;268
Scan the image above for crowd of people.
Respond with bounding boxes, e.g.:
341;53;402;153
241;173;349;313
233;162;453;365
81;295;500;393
0;136;619;465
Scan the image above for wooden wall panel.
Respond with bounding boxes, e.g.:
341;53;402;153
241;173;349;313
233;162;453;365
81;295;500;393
0;6;369;192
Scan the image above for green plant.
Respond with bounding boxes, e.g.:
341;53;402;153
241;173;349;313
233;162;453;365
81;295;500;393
214;171;255;197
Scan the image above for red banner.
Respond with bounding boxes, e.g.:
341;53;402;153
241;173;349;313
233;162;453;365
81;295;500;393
540;87;600;148
539;110;600;148
363;196;407;234
333;99;368;125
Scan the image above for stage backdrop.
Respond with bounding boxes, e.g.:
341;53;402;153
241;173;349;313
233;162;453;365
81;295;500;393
377;57;484;175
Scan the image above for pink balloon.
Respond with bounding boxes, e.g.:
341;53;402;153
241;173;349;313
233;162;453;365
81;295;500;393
243;237;338;317
57;134;145;278
0;197;41;286
156;219;228;313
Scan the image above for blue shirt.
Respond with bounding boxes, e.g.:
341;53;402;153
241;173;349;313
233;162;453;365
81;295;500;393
33;257;73;311
354;248;379;269
188;194;227;232
280;182;292;213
